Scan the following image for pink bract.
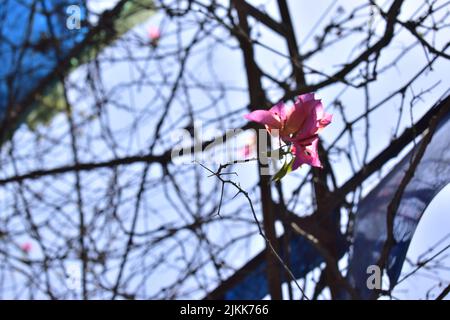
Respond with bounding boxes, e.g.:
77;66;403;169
21;242;32;254
244;93;332;169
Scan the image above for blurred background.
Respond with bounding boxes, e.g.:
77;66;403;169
0;0;449;300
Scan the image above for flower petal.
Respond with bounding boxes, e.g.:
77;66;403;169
318;112;333;132
244;110;281;129
313;99;332;126
298;93;315;104
320;112;332;126
269;101;287;122
283;100;308;136
288;100;319;141
292;138;322;169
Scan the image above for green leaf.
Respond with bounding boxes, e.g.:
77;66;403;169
272;157;295;182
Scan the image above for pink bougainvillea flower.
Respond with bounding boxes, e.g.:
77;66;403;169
245;93;332;142
148;26;161;46
20;242;32;254
244;93;332;171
